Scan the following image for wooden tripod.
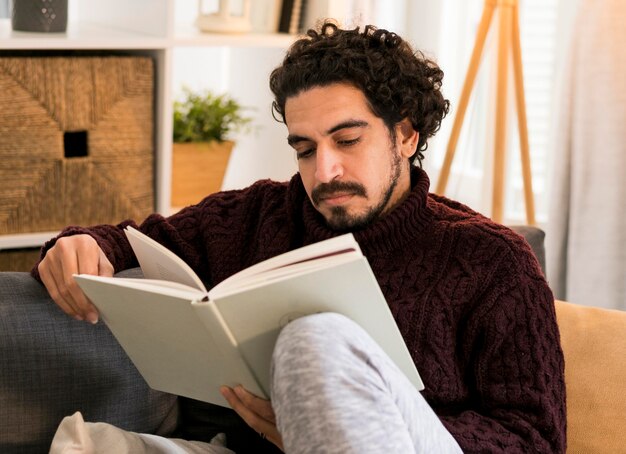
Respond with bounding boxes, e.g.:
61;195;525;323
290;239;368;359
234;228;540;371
434;0;535;225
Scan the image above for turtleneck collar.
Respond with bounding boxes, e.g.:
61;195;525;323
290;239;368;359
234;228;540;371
288;166;433;257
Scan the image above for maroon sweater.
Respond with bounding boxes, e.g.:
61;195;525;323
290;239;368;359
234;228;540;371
34;167;566;453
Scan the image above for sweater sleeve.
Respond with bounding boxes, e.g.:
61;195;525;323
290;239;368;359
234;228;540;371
30;220;139;282
31;196;227;283
441;241;566;453
30;196;226;285
30;179;286;285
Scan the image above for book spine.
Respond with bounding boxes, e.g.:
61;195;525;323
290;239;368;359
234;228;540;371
298;0;309;33
278;0;294;33
278;0;307;35
208;302;239;352
288;0;304;34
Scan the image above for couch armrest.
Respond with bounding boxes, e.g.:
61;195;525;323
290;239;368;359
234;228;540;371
555;300;626;453
0;271;177;453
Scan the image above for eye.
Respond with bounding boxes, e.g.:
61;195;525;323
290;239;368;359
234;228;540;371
337;137;360;147
296;148;315;160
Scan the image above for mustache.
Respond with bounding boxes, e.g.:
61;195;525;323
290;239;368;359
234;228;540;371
311;181;367;205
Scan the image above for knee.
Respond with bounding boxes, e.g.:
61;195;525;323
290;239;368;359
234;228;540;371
275;312;352;353
272;312;364;374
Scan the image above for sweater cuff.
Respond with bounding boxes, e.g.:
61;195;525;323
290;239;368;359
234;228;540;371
30;221;139;283
30;226;98;283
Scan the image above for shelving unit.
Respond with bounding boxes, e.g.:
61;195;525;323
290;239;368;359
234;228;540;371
0;0;297;251
174;25;294;48
0;21;168;49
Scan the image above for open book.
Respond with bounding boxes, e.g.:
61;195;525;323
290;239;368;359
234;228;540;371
74;227;424;407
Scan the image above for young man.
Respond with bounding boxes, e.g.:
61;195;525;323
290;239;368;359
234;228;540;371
35;22;566;453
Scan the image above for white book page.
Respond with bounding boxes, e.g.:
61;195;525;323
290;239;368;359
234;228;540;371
124;226;207;292
75;274;205;301
211;252;360;299
214;233;361;293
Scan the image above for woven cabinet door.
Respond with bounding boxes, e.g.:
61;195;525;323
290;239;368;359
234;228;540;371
0;56;154;234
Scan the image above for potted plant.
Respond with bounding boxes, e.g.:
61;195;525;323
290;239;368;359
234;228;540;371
171;87;252;207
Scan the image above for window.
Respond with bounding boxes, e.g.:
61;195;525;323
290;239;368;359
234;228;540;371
422;0;559;224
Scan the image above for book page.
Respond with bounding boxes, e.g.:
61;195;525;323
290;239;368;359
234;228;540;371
214;233;361;293
212;252;360;298
76;275;205;300
125;226;207;293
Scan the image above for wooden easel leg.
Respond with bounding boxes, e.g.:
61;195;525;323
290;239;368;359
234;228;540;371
435;0;496;195
491;2;513;223
511;2;536;225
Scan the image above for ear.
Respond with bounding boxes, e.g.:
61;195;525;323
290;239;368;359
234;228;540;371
395;118;419;159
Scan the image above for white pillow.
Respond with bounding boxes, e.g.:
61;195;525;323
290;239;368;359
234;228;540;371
50;412;234;454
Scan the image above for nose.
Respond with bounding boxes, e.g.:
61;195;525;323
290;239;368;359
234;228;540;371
314;145;343;183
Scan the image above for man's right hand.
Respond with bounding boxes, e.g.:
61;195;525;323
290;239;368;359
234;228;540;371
38;234;114;323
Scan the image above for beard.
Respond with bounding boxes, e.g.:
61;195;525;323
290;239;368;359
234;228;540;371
312;148;403;232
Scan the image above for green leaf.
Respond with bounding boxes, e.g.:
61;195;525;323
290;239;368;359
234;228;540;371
172;87;253;143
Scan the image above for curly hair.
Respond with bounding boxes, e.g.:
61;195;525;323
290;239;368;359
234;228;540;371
269;21;450;165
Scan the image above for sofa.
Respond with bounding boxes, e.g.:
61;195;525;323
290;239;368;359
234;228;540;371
0;268;179;454
0;227;624;453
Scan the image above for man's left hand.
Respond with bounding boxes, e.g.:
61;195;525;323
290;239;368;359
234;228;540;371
220;385;284;452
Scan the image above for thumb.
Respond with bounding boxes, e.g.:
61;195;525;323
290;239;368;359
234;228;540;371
98;248;114;277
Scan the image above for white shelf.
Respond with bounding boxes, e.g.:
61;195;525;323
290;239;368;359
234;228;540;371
0;20;168;50
0;20;295;50
173;24;296;48
0;232;59;250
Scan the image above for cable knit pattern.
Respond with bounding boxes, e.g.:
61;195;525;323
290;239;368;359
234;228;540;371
33;167;566;453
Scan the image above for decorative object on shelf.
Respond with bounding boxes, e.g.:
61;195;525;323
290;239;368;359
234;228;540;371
172;88;252;207
0;56;155;235
11;0;68;33
250;0;282;33
195;0;252;34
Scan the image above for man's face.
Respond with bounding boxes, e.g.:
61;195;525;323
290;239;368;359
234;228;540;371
285;83;417;231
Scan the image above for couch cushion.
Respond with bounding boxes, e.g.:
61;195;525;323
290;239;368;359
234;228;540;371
0;271;178;453
508;225;546;273
555;300;626;453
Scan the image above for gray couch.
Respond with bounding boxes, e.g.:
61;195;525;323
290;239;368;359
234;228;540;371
0;226;546;453
0;269;178;454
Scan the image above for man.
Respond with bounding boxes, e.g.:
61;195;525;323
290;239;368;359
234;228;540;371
35;22;566;453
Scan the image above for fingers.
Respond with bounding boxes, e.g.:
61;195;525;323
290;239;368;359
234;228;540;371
235;386;276;422
98;248;114;277
220;386;284;452
38;235;107;323
39;265;77;319
39;242;88;320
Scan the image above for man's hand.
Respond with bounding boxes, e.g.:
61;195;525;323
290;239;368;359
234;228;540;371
220;385;284;452
37;234;114;323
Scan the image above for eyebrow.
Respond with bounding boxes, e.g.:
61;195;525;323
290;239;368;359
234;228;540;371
287;120;369;146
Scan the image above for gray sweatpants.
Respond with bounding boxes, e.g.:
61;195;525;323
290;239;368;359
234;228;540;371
271;312;463;454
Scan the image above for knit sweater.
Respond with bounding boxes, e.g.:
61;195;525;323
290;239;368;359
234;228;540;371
34;167;566;453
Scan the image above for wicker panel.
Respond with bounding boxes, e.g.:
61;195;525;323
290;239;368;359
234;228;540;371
0;248;41;272
0;56;154;235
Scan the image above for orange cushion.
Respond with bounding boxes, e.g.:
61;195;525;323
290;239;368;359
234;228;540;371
554;300;626;453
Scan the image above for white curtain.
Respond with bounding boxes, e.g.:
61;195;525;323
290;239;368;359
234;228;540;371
546;0;626;310
0;0;9;18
